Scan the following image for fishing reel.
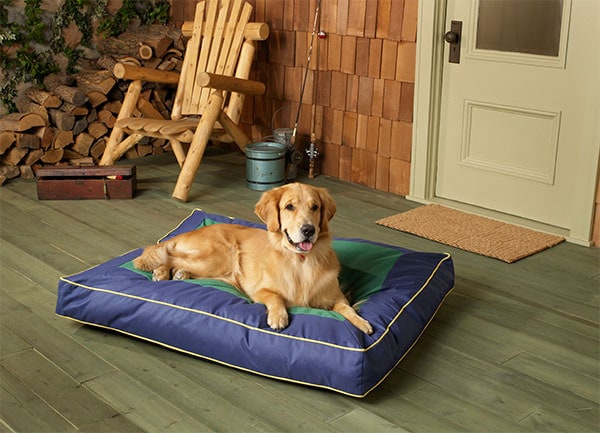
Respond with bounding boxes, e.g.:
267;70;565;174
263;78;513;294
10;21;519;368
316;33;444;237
285;149;303;180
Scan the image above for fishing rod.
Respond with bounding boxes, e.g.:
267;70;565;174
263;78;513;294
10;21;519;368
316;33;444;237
290;0;322;153
307;17;324;178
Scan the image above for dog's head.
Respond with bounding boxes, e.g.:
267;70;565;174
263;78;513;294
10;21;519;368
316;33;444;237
255;183;336;254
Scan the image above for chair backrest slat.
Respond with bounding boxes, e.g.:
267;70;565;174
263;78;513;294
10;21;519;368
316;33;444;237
222;2;252;77
172;0;252;119
192;0;227;112
173;1;206;120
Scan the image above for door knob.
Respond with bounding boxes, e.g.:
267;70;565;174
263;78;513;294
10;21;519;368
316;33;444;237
444;31;459;44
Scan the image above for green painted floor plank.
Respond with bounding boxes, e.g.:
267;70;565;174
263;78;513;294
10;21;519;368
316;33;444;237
401;334;598;428
1;262;119;384
457;260;598;324
360;390;466;433
83;370;214;433
0;323;30;358
443;291;599;360
1;349;141;432
329;407;409;432
400;384;525;433
517;404;599;433
1;241;64;292
434;293;599;379
1;365;78;433
0;189;135;265
73;324;276;433
166;354;346;433
502;351;599;403
2;291;117;384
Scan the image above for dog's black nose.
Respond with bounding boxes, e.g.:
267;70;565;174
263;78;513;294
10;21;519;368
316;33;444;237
301;224;315;238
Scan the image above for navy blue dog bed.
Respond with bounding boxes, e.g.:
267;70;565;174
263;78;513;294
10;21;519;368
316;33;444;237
56;210;454;397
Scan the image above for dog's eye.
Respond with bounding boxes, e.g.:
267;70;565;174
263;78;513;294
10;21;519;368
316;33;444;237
285;203;295;211
311;204;319;211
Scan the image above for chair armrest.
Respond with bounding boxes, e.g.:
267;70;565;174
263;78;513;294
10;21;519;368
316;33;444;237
113;63;180;84
182;22;269;41
196;72;265;96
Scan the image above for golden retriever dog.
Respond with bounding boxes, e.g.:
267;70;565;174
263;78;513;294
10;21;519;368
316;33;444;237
133;183;373;334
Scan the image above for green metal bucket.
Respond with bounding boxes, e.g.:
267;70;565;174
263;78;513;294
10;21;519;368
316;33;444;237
245;142;287;191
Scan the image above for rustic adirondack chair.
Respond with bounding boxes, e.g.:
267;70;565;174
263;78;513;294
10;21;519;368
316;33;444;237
99;0;269;201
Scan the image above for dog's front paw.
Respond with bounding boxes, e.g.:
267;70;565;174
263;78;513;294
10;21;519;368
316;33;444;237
267;308;289;331
172;269;190;280
356;317;373;335
152;267;170;281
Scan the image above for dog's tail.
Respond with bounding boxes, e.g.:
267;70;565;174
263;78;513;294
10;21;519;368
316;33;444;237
133;242;170;271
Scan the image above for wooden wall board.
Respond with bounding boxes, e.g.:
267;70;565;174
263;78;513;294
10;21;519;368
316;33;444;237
400;82;414;122
380;40;398;80
327;33;342;71
342;111;357;148
396;41;416;83
376;154;391;191
355;113;369;150
366;115;381;153
357;76;374;115
389;158;410;195
402;0;419;42
355;37;370;76
368;38;383;78
345;74;359;112
382;79;402;121
390;120;412;162
340;36;356;75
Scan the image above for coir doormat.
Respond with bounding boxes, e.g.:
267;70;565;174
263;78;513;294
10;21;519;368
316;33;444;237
376;204;565;263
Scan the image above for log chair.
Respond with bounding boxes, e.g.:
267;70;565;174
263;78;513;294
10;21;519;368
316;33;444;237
99;0;269;201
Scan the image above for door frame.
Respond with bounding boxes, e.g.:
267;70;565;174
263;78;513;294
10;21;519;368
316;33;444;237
409;0;600;246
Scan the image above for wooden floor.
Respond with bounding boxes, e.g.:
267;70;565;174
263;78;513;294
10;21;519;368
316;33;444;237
1;148;599;433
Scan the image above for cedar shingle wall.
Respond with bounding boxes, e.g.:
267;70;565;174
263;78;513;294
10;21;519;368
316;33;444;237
170;0;417;196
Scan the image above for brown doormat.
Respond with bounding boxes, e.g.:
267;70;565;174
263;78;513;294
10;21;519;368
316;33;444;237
376;204;565;263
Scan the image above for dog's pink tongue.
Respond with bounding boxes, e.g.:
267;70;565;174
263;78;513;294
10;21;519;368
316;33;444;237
299;241;313;252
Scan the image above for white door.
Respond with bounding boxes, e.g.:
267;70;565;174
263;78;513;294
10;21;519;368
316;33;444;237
428;0;600;243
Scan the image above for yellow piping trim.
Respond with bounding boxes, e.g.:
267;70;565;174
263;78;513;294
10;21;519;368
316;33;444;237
156;208;208;243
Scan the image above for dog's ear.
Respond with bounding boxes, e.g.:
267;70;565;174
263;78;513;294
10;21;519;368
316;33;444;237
317;187;336;232
255;188;281;232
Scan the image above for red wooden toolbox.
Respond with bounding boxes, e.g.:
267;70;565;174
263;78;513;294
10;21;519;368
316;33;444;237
36;165;136;200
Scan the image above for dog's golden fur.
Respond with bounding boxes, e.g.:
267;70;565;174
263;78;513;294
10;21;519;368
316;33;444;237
133;183;373;334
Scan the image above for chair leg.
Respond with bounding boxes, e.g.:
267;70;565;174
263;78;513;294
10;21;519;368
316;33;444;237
172;91;224;201
170;139;186;168
112;134;145;160
218;110;251;152
99;80;142;165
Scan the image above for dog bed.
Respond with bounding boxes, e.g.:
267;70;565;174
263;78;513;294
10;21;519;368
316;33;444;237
56;209;454;397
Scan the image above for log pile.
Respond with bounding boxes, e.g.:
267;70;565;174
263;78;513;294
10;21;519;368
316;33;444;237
0;24;185;185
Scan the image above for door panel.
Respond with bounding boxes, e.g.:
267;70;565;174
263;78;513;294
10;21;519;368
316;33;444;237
460;100;560;185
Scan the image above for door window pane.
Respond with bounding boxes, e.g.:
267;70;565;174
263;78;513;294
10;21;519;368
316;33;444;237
476;0;563;56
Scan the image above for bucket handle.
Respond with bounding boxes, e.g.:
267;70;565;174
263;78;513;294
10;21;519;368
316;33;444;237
271;106;290;131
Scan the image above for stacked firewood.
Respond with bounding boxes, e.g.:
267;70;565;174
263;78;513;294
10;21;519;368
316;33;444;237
0;24;185;185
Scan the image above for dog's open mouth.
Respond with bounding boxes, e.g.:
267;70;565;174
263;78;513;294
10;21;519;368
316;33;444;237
285;230;314;252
